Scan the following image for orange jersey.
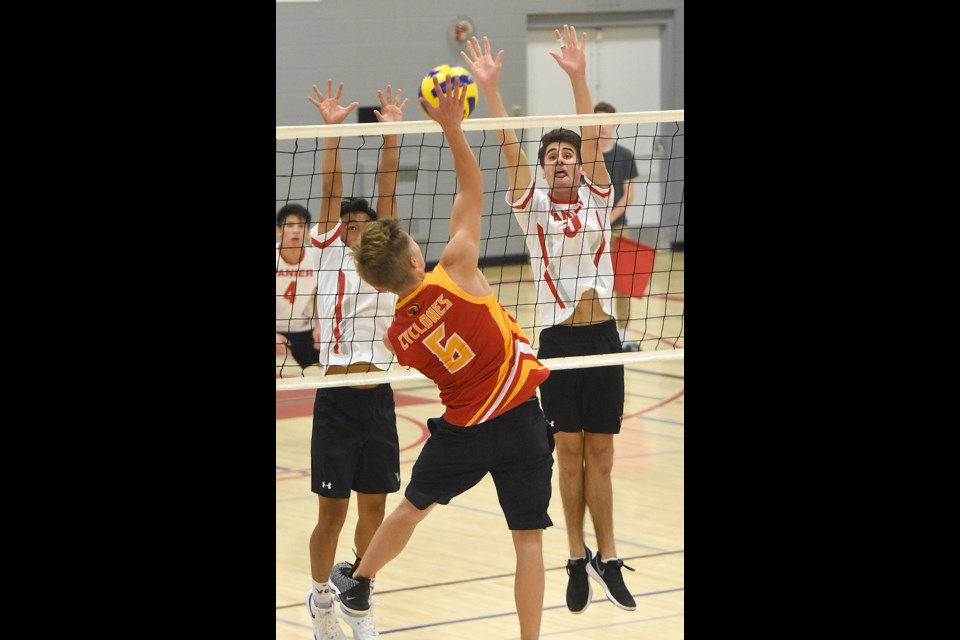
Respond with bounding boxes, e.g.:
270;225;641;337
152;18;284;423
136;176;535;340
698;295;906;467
388;264;549;426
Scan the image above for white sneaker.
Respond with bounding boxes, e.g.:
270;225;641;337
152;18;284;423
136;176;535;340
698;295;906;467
339;606;380;640
306;590;348;640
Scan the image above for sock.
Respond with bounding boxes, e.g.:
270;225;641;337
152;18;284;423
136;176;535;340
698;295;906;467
618;328;628;343
312;579;334;609
569;555;587;562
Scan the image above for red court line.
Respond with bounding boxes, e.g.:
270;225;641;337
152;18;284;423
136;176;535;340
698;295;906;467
276;390;435;420
624;389;684;420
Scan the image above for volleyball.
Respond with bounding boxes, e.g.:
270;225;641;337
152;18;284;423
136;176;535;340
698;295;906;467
418;65;478;120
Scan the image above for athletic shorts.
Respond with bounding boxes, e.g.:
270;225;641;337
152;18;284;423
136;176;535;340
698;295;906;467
279;329;321;369
405;396;554;531
537;319;625;434
311;384;400;498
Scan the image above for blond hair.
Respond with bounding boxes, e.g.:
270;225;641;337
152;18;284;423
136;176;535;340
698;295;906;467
352;218;417;293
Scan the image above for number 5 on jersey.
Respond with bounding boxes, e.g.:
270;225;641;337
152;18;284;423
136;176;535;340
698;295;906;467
423;324;475;373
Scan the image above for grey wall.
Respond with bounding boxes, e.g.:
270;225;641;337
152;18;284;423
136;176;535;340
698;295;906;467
276;0;684;259
277;0;683;126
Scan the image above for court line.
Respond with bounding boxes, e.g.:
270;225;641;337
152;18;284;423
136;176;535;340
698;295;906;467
277;591;685;635
536;611;685;638
276;550;683;610
624;390;683;420
351;587;684;636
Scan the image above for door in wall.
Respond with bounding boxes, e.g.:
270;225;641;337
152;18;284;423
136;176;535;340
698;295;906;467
525;24;663;228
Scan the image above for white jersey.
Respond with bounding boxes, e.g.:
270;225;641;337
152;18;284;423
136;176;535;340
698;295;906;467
507;176;615;327
311;222;397;370
276;244;320;333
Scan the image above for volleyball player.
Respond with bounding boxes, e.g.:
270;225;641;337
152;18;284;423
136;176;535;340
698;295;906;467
460;28;637;613
329;75;554;640
303;80;407;640
276;203;321;374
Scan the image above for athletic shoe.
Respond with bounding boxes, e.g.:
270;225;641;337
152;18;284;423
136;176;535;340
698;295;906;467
565;545;593;614
329;561;372;615
339;607;380;640
622;342;641;352
586;551;637;610
306;590;347;640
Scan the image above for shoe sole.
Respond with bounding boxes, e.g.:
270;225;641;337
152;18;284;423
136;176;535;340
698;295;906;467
585;563;637;611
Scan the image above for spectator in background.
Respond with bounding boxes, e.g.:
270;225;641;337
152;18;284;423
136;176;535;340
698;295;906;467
594;101;641;352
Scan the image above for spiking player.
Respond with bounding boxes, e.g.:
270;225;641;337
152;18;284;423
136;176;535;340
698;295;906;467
330;75;554;640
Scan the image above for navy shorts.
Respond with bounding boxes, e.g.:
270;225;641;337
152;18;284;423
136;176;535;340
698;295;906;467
405;397;555;531
311;384;400;498
537;319;624;434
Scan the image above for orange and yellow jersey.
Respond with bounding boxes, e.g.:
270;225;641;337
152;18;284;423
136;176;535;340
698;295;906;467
387;264;549;426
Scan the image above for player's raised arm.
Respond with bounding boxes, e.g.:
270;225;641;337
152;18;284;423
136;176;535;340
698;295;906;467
308;80;359;234
372;84;407;220
550;25;610;189
419;76;483;275
461;36;532;203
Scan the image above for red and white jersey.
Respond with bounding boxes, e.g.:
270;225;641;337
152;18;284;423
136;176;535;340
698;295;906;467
507;176;615;327
276;244;320;333
310;223;396;370
388;264;549;426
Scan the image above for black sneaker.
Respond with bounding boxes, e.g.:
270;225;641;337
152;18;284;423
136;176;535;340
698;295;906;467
565;545;593;614
329;560;372;615
586;551;637;610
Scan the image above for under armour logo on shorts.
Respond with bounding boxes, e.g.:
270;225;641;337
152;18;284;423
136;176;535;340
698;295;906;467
321;481;332;489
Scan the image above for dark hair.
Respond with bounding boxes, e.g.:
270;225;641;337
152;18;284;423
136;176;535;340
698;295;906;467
537;128;582;168
593;101;616;114
341;198;377;221
276;203;311;227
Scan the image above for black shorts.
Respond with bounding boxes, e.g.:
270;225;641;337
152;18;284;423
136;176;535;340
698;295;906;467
405;397;555;531
279;329;321;368
537;319;624;434
311;384;400;498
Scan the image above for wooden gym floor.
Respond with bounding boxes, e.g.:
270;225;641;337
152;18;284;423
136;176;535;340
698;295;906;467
276;250;683;639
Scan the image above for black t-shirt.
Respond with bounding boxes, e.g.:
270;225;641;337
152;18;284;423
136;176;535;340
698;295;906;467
603;144;640;227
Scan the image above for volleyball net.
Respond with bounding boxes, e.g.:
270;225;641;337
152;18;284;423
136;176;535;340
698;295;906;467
276;110;684;390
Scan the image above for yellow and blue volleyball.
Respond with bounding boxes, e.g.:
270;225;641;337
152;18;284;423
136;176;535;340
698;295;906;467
418;64;478;120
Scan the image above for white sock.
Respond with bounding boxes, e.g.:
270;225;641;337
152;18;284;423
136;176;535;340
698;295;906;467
312;580;334;609
618;328;628;342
